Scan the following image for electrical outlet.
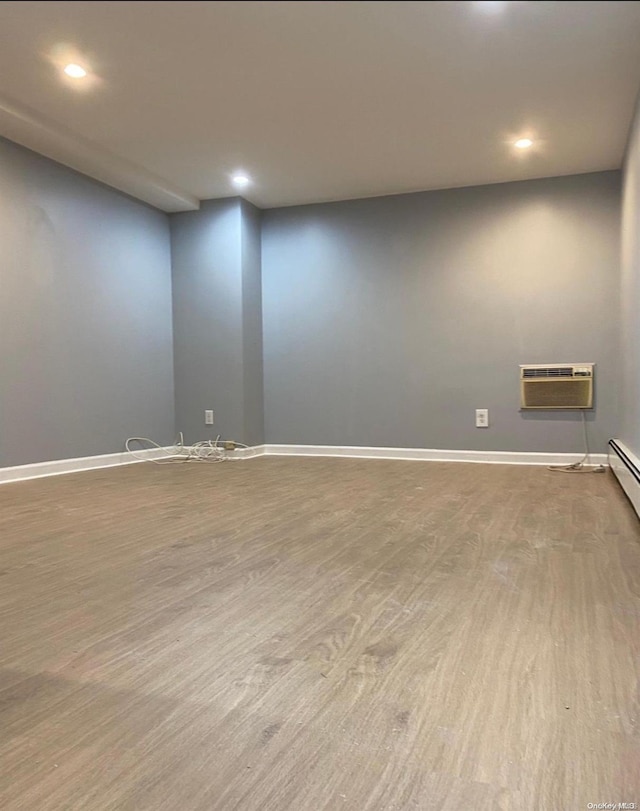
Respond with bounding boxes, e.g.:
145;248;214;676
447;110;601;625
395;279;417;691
475;408;489;428
205;410;214;425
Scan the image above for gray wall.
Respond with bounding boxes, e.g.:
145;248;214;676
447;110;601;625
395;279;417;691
0;137;175;467
0;136;622;464
241;199;265;446
171;198;264;445
262;172;621;453
620;94;640;458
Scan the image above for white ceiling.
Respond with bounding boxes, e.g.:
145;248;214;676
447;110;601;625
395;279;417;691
1;0;640;211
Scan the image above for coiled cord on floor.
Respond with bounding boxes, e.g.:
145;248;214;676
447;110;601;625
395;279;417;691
548;412;606;474
126;433;248;465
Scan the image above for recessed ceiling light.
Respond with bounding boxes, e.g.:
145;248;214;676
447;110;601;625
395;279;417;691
232;173;251;187
64;63;87;79
474;1;507;10
514;138;533;149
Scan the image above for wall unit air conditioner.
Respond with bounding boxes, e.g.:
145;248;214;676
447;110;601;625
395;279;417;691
520;364;594;409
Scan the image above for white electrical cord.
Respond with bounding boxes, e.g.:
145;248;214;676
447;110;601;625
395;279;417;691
548;412;606;474
125;432;248;465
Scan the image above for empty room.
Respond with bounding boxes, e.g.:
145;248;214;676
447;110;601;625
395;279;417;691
2;1;640;809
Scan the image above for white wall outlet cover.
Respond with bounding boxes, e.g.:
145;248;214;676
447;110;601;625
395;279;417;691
475;409;489;428
205;410;214;425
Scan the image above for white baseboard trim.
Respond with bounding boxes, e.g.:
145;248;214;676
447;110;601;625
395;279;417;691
228;445;266;460
262;444;608;467
0;444;271;486
0;447;175;486
0;441;608;485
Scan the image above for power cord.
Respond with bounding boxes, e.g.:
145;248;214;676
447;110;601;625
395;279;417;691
548;412;606;474
125;433;248;465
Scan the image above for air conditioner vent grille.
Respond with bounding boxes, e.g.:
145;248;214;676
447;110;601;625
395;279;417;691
522;380;592;409
522;367;574;378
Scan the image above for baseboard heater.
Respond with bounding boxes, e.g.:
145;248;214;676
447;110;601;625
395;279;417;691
608;439;640;520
